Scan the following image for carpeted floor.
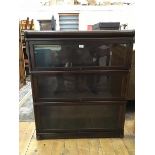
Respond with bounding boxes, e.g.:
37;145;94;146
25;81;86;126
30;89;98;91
19;81;31;102
19;77;34;122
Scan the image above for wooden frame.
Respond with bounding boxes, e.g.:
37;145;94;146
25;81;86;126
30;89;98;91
19;18;34;83
19;41;26;88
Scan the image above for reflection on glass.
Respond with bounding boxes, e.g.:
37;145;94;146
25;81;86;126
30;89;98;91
34;42;128;68
34;45;62;67
38;74;124;99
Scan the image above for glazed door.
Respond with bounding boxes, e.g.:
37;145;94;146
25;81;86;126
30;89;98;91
35;102;125;131
29;40;133;70
32;71;128;102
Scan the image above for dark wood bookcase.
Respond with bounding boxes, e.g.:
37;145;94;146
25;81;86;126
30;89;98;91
25;30;135;139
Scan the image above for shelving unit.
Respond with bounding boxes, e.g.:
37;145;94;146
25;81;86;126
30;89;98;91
25;30;135;139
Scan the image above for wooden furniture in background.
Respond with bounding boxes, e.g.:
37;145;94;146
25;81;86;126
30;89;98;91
19;39;26;88
38;17;56;31
59;13;79;31
25;30;135;139
19;17;34;83
38;20;53;30
92;22;120;30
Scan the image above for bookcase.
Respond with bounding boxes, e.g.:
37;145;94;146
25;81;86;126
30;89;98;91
25;30;135;139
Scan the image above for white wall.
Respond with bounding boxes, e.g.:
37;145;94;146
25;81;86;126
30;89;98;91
78;6;135;30
19;5;135;30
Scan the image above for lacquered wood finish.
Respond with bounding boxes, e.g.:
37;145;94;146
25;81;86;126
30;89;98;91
19;41;26;87
25;30;135;39
25;30;135;139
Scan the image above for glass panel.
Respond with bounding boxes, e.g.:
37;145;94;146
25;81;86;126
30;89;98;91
38;104;120;130
34;42;129;68
34;45;62;67
37;74;124;100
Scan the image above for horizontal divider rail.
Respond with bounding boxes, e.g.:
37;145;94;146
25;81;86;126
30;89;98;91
30;69;129;75
34;101;126;106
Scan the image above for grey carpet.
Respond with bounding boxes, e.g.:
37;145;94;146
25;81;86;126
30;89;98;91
19;81;31;102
